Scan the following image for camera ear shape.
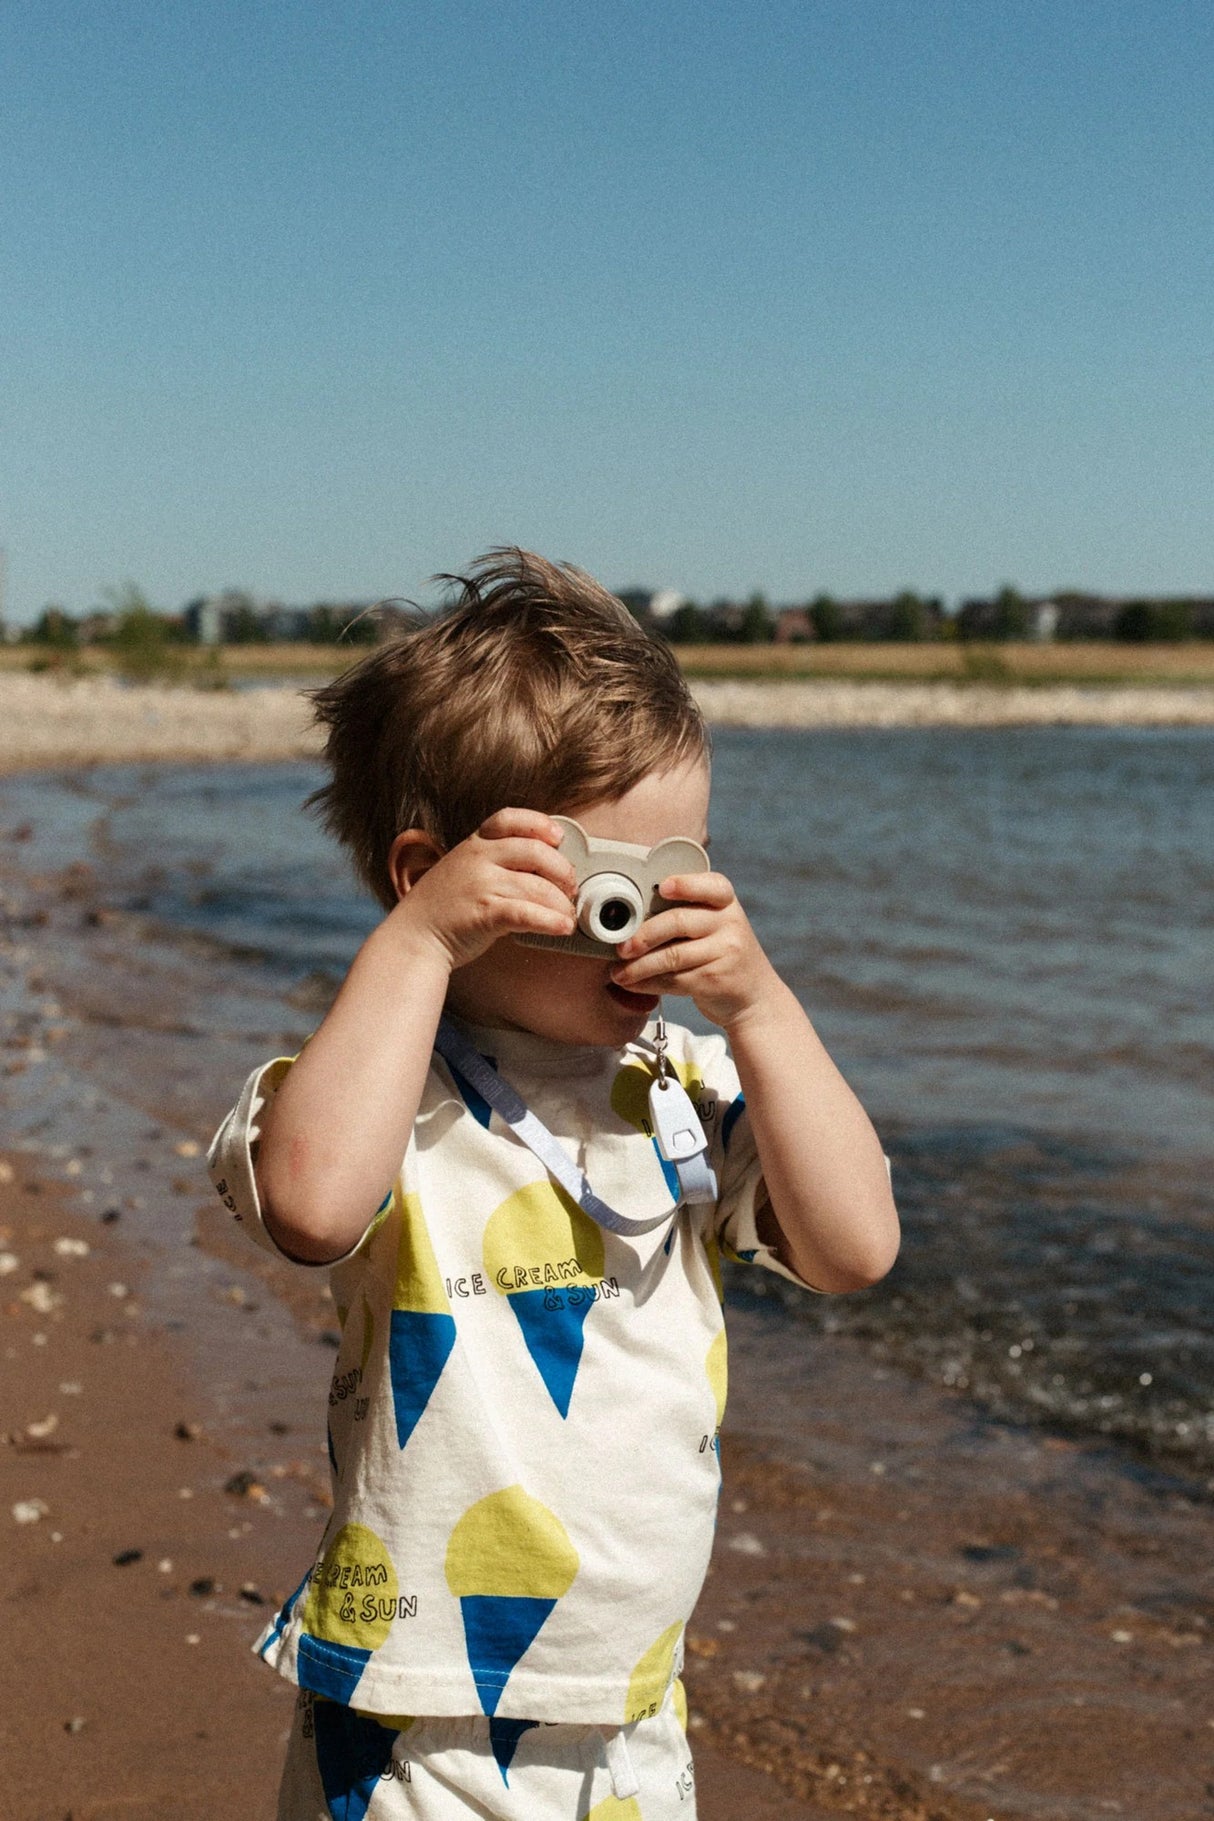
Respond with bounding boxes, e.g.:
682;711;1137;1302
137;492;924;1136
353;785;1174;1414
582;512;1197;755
550;816;592;867
648;835;710;877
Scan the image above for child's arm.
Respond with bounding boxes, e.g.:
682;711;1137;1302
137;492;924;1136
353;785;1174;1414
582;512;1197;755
609;872;899;1293
254;810;576;1263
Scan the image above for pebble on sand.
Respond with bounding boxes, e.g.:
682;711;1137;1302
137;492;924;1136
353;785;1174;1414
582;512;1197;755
224;1469;270;1502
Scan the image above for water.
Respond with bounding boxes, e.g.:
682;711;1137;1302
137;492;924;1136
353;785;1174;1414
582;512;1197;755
3;726;1212;1477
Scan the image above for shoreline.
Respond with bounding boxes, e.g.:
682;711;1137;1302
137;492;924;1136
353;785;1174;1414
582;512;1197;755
1;672;1213;777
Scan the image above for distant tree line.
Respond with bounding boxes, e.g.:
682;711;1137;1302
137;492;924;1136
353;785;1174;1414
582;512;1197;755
9;586;383;657
619;585;1214;643
10;582;1214;655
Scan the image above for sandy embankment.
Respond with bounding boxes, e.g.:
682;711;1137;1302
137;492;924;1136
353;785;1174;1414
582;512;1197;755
695;676;1214;728
1;671;1212;773
0;674;322;771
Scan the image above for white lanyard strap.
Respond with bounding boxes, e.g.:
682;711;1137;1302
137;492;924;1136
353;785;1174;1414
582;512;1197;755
434;1017;716;1236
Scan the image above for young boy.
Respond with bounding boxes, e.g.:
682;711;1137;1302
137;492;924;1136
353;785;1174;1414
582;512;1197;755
208;549;898;1821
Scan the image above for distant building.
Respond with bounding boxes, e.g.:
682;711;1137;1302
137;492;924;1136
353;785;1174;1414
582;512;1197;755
647;588;686;623
615;586;686;624
774;606;814;643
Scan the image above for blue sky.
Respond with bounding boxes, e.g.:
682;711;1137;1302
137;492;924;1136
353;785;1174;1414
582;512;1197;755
3;0;1212;622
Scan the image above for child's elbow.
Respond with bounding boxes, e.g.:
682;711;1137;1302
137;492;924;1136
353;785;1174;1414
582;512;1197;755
839;1226;900;1292
815;1201;901;1295
255;1158;356;1266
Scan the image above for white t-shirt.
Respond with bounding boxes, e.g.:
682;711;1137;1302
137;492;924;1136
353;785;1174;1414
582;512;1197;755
208;1017;810;1726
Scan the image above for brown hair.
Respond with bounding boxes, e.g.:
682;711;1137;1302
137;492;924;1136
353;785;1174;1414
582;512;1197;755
306;548;709;909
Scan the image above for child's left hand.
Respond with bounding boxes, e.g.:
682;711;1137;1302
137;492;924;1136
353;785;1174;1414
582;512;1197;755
609;871;781;1031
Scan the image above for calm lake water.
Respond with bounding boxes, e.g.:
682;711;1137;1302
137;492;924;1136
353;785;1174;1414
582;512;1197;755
5;727;1212;1477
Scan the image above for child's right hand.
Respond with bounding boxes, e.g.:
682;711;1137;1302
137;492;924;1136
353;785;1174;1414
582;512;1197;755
390;808;577;972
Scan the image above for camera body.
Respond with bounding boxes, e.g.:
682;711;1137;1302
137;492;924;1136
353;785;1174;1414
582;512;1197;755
516;816;711;959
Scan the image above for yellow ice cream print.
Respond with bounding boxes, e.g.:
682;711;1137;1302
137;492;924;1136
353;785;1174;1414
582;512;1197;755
706;1326;728;1431
624;1620;684;1723
583;1799;643;1821
445;1486;579;1715
295;1522;401;1705
394;1188;449;1314
445;1486;580;1599
302;1522;400;1651
484;1182;605;1417
389;1190;456;1450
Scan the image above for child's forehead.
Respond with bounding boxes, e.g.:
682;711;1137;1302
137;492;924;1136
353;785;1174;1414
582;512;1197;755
567;757;710;847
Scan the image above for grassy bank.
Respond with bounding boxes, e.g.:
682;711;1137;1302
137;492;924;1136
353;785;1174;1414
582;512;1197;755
5;640;1214;689
673;640;1214;686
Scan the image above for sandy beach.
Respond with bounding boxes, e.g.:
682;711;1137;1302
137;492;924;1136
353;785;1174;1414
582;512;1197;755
2;670;1214;778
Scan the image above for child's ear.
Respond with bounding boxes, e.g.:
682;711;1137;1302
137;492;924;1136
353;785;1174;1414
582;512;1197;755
388;829;445;903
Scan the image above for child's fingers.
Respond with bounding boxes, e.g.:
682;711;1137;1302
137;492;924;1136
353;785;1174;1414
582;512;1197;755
478;807;567;847
500;897;577;937
486;869;577;925
611;933;719;989
616;905;717;959
657;871;735;908
475;836;577;895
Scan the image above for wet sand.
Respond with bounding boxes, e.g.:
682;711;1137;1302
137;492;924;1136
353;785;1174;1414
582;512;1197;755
3;805;1212;1819
2;671;1214;777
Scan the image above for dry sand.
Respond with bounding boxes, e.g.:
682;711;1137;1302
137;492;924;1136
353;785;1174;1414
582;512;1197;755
1;671;1212;777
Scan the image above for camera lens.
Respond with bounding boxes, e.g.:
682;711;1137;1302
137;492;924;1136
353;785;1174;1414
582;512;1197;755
578;872;646;945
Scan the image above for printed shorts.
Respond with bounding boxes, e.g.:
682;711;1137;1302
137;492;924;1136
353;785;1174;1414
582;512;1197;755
277;1685;697;1820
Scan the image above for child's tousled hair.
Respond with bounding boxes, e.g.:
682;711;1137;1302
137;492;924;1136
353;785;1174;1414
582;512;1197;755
306;548;709;909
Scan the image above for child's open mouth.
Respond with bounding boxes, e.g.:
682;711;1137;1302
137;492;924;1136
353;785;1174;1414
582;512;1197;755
605;981;660;1015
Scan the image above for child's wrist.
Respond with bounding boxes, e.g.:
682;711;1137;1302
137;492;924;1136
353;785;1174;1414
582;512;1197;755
718;972;803;1045
375;901;457;982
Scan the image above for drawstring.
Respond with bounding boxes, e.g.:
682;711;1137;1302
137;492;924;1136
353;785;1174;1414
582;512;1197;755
600;1726;640;1800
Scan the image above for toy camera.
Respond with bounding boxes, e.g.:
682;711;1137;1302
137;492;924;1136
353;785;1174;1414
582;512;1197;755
516;816;711;959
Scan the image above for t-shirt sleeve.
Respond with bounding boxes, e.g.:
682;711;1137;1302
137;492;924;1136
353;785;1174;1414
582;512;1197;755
206;1057;391;1266
689;1033;826;1293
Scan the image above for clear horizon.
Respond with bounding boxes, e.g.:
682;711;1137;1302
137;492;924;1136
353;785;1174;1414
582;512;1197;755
4;1;1213;626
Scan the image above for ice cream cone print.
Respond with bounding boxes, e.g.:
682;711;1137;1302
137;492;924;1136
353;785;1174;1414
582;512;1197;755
297;1523;400;1705
483;1182;606;1418
389;1190;456;1450
488;1715;539;1785
312;1698;402;1821
445;1486;579;1715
